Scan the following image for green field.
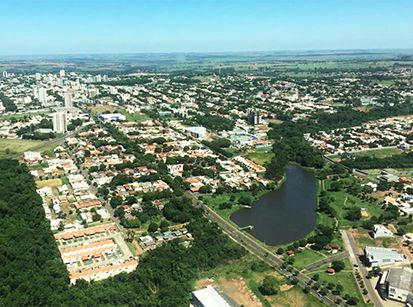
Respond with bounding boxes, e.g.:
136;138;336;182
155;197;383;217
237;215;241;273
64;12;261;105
324;179;383;229
0;139;55;158
293;248;327;271
353;147;402;159
308;260;365;306
119;109;150;123
246;147;274;166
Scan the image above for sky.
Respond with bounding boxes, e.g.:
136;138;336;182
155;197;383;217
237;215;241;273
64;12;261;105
0;0;413;55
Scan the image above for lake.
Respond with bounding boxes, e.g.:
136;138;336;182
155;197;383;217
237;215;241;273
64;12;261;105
230;165;317;245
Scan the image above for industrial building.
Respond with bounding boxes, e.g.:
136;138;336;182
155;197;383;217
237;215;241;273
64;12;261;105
191;285;232;307
379;267;413;304
364;246;406;267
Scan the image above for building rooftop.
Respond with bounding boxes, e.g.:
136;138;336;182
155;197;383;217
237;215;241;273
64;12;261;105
192;285;231;307
387;267;413;292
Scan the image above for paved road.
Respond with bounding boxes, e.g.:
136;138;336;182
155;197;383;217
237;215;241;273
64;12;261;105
341;230;384;307
302;251;349;272
187;193;342;306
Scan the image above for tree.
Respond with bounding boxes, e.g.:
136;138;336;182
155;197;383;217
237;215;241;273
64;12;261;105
259;276;278;295
110;196;123;208
332;260;345;272
148;222;159;233
329;181;342;192
239;195;252;206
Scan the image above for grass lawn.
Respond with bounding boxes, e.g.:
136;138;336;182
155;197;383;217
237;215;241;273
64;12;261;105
88;105;116;115
118;109;149;123
36;178;63;188
353;147;402;159
293;248;326;271
0;139;49;158
324;179;383;229
202;190;267;220
246;147;274;166
308;259;365;305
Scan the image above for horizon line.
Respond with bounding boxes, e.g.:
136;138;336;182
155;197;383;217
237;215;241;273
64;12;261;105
1;48;413;58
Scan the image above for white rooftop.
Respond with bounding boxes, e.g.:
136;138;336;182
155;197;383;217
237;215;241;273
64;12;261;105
192;285;231;307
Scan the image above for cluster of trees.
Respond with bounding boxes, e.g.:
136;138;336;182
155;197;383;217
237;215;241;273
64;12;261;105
0;92;17;111
1;159;245;306
266;137;324;181
343;152;413;169
202;140;233;158
195;114;235;131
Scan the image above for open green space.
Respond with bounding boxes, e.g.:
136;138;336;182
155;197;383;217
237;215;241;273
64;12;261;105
308;259;365;306
246;147;274;166
0;139;51;158
118;109;150;123
198;253;325;307
353;147;402;159
324;179;383;229
202;190;268;220
292;248;326;271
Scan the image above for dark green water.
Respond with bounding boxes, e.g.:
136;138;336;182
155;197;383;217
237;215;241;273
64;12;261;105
230;165;317;245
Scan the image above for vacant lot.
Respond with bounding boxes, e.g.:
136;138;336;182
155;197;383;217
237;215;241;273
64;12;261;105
0;139;48;158
88;105;116;115
36;178;63;188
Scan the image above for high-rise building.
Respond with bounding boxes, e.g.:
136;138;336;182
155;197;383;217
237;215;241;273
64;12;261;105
2;71;8;78
247;108;262;125
52;112;67;133
59;70;65;77
38;87;48;105
64;90;73;108
35;73;41;81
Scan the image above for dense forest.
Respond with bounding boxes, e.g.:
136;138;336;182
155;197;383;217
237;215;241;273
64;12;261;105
0;159;244;307
195;114;235;131
0;160;68;306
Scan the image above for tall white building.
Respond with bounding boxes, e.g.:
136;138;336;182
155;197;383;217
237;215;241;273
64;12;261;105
2;71;8;78
37;87;48;105
52;112;67;133
64;90;73;108
59;70;65;77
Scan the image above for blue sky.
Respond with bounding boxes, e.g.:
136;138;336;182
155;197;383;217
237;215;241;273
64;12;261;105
1;0;412;55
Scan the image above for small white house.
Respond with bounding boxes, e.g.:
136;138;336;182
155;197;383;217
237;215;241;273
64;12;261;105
373;224;394;238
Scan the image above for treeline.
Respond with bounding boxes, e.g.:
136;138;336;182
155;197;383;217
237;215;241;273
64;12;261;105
0;159;245;306
343;152;413;169
97;77;152;86
0;92;17;111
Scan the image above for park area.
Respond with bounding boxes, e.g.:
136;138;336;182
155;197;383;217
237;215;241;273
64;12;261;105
196;254;322;307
